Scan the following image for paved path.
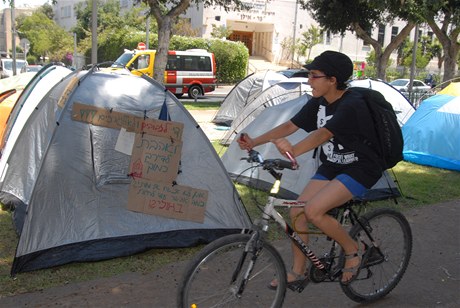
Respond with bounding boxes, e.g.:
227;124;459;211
188;109;230;141
1;200;459;307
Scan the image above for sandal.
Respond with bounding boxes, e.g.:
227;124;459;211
341;241;368;285
268;270;309;292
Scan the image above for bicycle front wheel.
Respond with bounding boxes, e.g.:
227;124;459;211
178;233;287;308
341;208;412;303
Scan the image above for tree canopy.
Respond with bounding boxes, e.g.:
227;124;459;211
16;11;73;64
140;0;251;82
300;0;458;82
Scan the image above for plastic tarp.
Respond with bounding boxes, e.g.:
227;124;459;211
403;82;460;171
1;69;251;275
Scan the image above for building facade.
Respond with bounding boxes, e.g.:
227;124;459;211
51;0;440;73
0;6;36;58
186;0;438;72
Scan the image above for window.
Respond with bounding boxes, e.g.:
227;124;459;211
61;5;71;18
362;29;372;48
167;55;211;71
378;24;385;45
427;31;434;42
324;31;331;45
391;26;399;42
133;54;150;70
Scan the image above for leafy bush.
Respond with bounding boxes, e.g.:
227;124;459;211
208;39;248;84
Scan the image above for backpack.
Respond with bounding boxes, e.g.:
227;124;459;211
350;87;404;170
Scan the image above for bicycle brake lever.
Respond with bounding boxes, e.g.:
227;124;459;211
285;152;299;170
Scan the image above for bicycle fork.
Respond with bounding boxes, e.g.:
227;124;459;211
232;226;266;297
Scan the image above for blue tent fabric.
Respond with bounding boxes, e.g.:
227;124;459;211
159;99;171;121
402;94;460;171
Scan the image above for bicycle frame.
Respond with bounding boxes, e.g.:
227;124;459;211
242;150;384;283
256;194;342;280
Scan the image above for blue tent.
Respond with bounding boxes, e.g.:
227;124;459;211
402;83;460;171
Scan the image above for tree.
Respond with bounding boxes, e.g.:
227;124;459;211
173;18;200;37
140;0;251;83
420;0;459;82
300;25;323;62
73;0;149;43
210;24;232;39
300;0;420;81
401;38;431;70
16;11;73;63
38;2;55;20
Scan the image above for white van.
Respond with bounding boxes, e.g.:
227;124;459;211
111;49;217;99
0;58;28;79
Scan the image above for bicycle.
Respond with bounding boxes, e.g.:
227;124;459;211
178;149;413;307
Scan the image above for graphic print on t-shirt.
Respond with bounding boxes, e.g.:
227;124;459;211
317;105;358;165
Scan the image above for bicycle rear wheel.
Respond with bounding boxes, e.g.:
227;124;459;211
341;208;412;303
178;233;287;308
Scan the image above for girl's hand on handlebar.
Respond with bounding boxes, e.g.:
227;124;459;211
237;133;253;151
271;138;294;159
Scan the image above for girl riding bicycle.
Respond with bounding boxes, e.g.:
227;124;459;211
237;50;383;287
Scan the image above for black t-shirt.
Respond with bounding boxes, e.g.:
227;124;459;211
291;90;382;188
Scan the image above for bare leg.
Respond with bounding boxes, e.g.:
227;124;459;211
289;180;329;278
304;179;359;282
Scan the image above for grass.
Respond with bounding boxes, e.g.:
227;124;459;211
1;159;459;297
181;101;221;110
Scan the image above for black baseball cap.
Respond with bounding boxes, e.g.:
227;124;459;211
303;51;353;83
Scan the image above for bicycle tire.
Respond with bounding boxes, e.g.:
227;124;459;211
341;208;412;303
178;233;287;308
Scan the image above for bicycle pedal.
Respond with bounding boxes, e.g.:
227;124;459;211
287;278;309;293
365;246;385;266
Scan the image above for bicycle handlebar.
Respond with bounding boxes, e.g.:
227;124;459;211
243;149;299;171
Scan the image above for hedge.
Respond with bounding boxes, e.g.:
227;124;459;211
90;31;248;84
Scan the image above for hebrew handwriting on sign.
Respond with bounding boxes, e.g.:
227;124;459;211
71;102;183;140
129;133;182;182
128;178;208;223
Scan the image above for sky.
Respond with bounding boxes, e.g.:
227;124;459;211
0;0;50;10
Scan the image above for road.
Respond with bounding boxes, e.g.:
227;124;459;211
1;199;459;307
178;84;233;103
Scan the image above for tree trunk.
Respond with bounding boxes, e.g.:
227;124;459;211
153;16;172;83
426;18;459;82
353;22;415;81
146;0;191;83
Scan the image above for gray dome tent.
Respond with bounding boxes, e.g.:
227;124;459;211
212;70;287;126
0;68;250;275
219;78;312;145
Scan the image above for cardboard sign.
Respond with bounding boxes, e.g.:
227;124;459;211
128;179;208;223
129;133;182;182
58;76;80;108
132;119;183;141
72;102;139;130
71;102;183;141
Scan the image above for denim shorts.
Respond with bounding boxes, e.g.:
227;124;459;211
311;172;367;198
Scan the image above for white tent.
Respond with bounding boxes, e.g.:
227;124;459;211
0;69;250;275
0;64;72;171
349;78;415;125
212;70;287;126
220;78;312;145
